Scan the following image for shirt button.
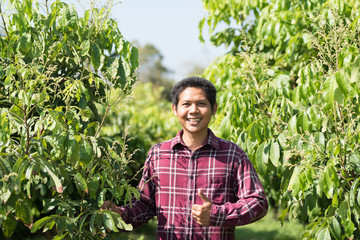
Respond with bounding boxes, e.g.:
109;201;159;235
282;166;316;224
189;196;192;200
188;217;191;221
190;175;194;180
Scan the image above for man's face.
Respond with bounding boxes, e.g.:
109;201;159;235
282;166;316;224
172;87;217;137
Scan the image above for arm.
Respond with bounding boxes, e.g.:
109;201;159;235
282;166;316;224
210;154;268;227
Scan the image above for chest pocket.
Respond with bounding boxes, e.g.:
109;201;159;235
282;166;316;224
209;169;234;204
210;169;231;187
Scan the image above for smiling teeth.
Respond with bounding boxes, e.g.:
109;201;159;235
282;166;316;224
188;119;201;122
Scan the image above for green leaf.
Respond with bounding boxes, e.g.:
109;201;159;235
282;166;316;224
31;215;57;233
278;207;289;225
42;199;62;213
91;42;101;69
130;47;138;69
3;216;17;238
246;122;256;142
255;141;268;175
323;75;337;110
270;140;280;167
344;219;355;238
297;112;309;133
97;189;107;207
107;57;119;80
41;160;63;193
329;217;342;240
89;213;97;234
316;228;331;240
53;232;68;240
335;70;352;98
350;57;360;84
219;115;231;139
198;18;205;43
74;172;88;193
15;200;32;225
80;40;90;56
314;132;325;150
334;88;344;105
4;65;14;88
102;212;119;232
114;213;133;231
287;166;301;192
349;177;359;207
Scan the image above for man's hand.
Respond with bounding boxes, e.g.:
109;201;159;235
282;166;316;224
191;189;212;226
101;200;122;215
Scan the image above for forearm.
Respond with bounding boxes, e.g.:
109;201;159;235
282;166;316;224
210;194;268;227
121;195;156;228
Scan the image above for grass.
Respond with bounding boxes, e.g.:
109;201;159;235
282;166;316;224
117;208;305;240
235;209;305;240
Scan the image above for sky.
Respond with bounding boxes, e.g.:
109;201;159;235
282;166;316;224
81;0;229;80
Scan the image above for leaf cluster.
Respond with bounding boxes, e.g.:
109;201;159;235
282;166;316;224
0;0;139;238
203;1;360;239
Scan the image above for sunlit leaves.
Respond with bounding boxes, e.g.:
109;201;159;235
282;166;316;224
0;0;138;238
202;1;360;238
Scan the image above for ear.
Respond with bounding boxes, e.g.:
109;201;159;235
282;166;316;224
212;103;218;116
172;104;177;116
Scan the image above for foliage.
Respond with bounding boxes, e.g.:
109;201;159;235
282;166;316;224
100;82;180;183
202;0;360;239
200;0;360;77
0;0;139;238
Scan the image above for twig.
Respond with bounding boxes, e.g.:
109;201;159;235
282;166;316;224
94;104;110;138
0;3;10;41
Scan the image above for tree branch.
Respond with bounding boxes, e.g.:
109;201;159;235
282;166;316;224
0;3;10;41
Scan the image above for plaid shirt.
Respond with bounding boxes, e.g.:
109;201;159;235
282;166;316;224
121;129;268;239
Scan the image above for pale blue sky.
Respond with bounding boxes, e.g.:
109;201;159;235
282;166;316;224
80;0;229;80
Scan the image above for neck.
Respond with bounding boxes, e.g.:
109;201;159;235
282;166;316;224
182;129;208;151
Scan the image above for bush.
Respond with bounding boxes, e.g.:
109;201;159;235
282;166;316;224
0;0;138;238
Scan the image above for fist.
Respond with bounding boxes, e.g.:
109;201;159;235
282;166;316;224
191;189;212;226
101;200;122;215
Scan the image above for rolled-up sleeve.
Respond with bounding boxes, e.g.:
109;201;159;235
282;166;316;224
209;153;268;227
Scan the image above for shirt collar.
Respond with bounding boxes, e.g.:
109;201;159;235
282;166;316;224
170;129;220;150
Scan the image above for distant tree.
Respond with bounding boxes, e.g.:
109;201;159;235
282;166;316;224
137;43;174;100
186;63;206;77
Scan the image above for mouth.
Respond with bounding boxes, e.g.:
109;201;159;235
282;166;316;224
187;118;201;124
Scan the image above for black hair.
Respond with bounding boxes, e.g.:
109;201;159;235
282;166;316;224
171;76;217;111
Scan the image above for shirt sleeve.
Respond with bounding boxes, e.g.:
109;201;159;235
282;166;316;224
209;151;268;227
120;147;157;229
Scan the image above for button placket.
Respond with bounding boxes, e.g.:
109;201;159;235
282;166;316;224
187;152;197;234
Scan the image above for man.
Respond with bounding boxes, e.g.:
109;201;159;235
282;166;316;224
102;77;268;239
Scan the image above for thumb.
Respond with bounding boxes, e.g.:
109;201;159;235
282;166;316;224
198;189;210;204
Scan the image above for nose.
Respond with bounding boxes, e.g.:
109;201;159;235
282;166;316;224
189;103;199;113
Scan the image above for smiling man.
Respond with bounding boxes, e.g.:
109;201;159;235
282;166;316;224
102;77;268;239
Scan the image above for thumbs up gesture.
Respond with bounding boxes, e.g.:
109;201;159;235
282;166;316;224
191;189;212;226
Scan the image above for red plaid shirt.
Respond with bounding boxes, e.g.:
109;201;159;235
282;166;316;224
121;129;268;239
